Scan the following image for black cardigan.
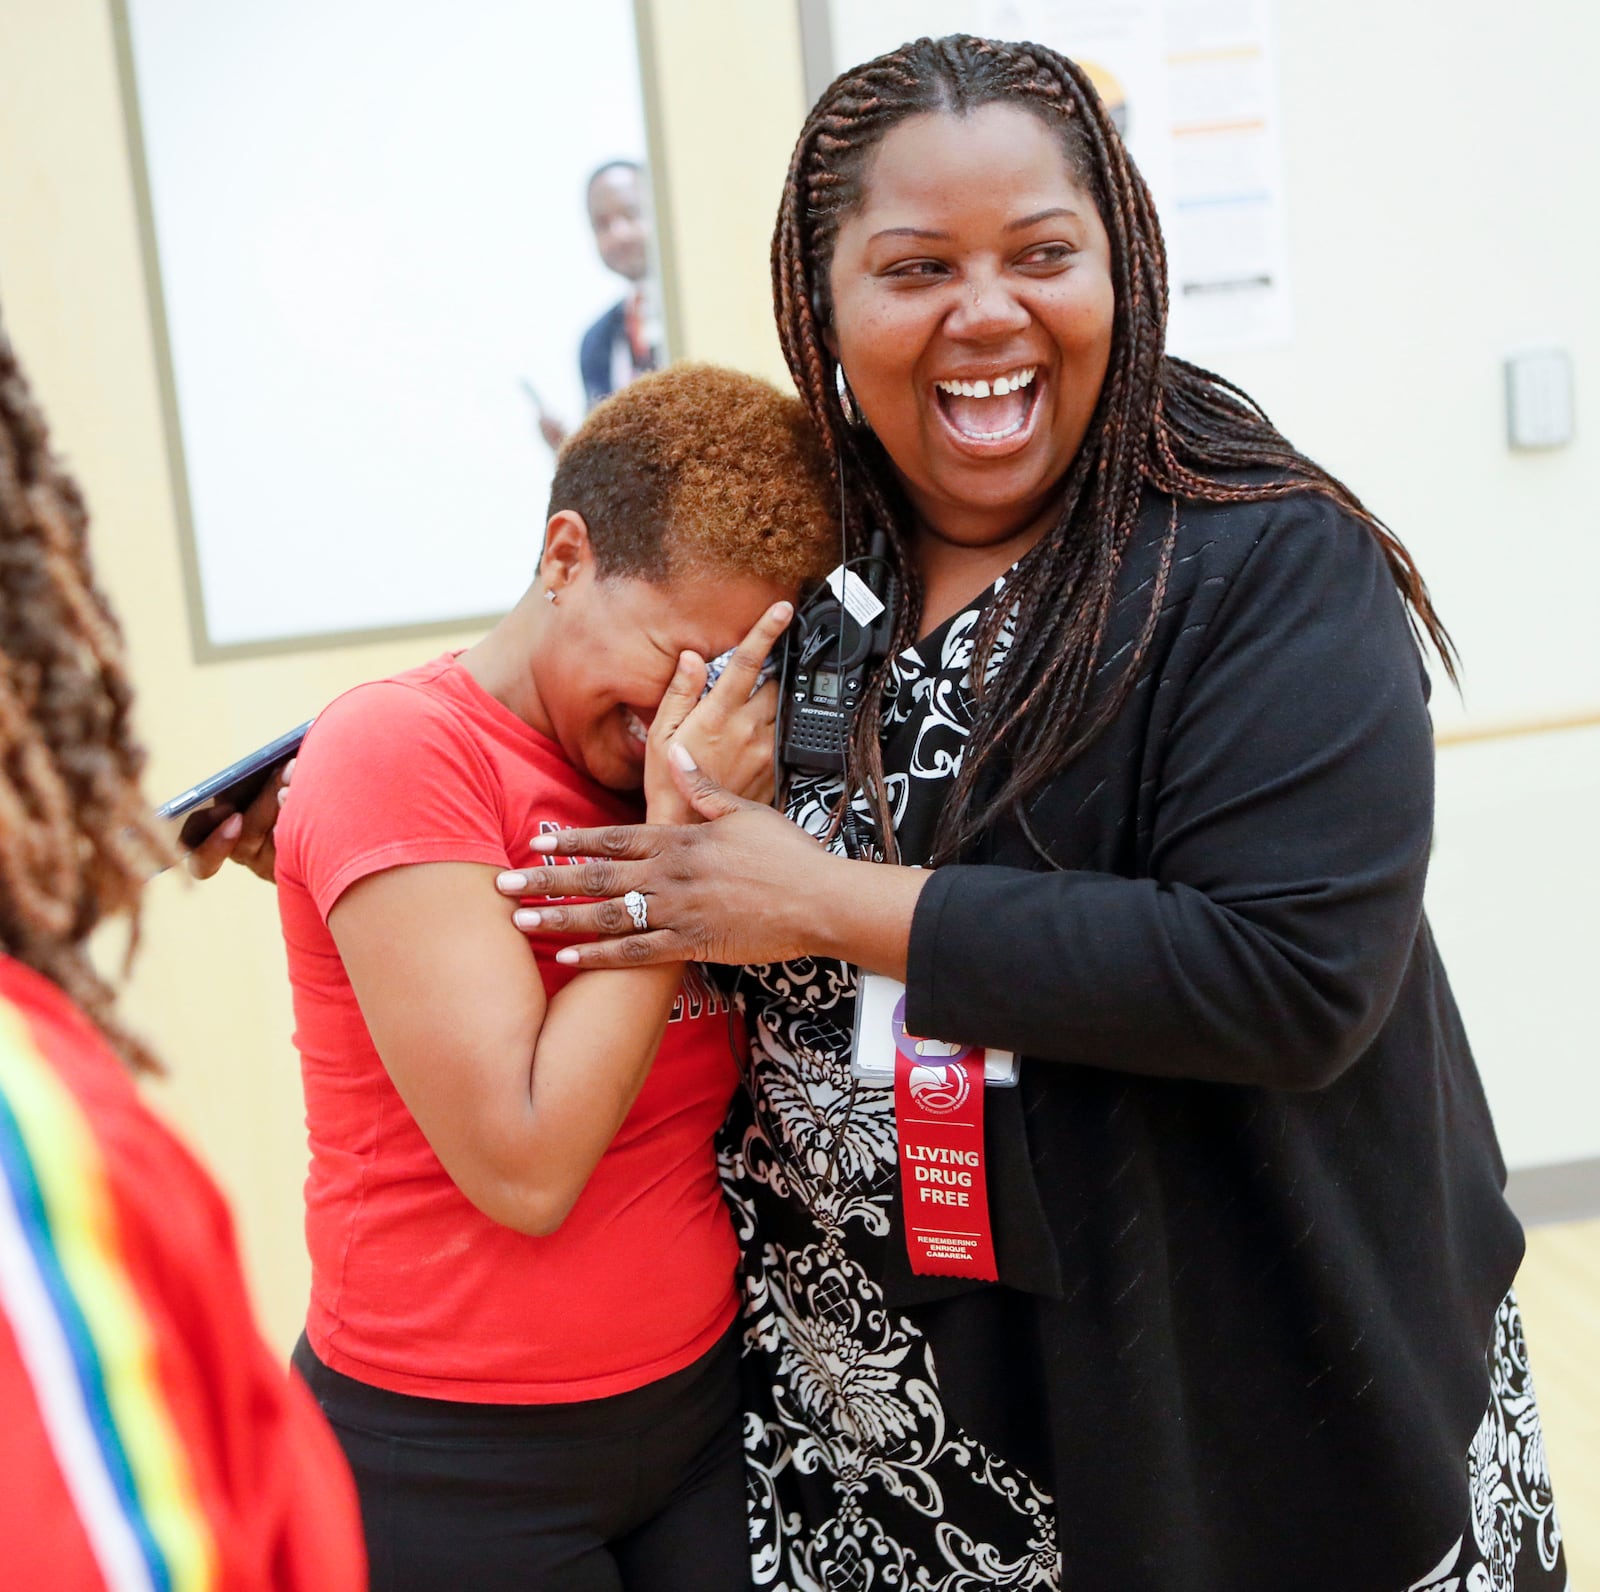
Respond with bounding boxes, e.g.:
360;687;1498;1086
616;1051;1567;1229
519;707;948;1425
894;483;1523;1591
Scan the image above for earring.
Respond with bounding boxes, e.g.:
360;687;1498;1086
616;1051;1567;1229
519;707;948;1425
835;363;866;429
545;589;558;604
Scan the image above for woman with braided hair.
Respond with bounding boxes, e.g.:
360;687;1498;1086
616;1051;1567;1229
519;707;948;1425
0;319;367;1588
496;33;1567;1592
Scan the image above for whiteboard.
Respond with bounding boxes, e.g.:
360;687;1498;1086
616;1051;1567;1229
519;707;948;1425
123;0;657;651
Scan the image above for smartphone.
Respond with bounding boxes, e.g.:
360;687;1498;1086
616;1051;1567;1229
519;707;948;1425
703;646;777;698
157;721;312;848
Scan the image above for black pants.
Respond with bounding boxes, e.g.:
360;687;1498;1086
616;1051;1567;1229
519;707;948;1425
292;1330;750;1592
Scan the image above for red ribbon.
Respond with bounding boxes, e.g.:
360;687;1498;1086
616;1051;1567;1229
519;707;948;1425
892;1004;997;1282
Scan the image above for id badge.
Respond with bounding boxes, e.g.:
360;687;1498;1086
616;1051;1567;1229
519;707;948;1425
850;973;1019;1087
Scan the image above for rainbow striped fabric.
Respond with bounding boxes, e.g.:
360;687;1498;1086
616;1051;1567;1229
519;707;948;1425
0;985;218;1592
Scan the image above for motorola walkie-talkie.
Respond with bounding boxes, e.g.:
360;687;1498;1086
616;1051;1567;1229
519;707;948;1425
778;533;896;773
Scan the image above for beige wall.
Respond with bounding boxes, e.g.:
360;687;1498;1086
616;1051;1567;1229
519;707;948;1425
0;0;806;1346
1;0;1594;1344
1195;0;1600;1178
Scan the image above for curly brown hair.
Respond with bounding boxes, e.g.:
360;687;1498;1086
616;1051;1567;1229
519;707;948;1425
548;363;838;586
0;319;169;1071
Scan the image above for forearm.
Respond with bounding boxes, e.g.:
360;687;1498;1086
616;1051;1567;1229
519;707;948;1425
792;851;932;980
495;964;683;1233
906;863;1425;1090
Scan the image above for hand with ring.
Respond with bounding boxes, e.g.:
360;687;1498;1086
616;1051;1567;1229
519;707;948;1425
494;743;931;977
497;742;831;967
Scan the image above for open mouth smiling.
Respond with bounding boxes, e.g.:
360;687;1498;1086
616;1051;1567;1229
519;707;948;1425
932;364;1040;449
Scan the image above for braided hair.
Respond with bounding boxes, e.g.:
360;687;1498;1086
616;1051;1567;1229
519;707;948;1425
772;33;1453;865
0;320;169;1070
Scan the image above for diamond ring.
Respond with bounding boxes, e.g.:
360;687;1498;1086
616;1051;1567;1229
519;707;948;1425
623;889;649;931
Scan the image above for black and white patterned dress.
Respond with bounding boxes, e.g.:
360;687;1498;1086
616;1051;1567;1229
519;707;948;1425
723;582;1058;1591
720;574;1564;1592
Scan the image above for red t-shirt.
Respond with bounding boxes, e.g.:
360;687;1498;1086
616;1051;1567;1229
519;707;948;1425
275;654;740;1403
0;957;366;1592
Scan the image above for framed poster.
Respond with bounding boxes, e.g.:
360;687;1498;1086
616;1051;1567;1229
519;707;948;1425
115;0;674;655
798;0;1292;359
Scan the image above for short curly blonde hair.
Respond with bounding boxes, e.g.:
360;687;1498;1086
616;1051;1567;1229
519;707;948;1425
549;363;838;586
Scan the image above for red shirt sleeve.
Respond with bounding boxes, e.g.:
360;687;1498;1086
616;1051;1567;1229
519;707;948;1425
283;677;511;920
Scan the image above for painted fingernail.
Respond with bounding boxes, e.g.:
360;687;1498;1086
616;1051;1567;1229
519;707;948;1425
497;870;527;891
530;835;557;852
669;742;698;772
513;909;541;930
555;947;580;965
220;813;244;838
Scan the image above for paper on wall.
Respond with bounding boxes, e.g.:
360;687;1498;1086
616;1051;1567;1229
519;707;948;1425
978;0;1291;352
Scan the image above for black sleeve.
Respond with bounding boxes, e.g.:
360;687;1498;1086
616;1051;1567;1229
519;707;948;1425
904;500;1437;1091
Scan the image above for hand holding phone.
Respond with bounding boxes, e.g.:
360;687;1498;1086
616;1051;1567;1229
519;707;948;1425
158;721;311;881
